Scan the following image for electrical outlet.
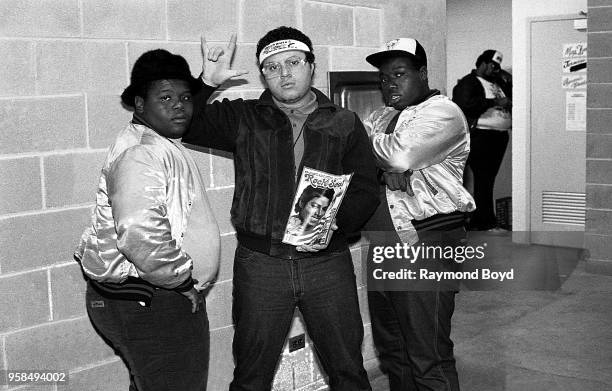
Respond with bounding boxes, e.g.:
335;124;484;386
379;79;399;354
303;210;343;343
288;333;305;352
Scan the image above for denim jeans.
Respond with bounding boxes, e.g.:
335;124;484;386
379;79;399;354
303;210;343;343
229;245;371;391
368;289;459;391
467;128;509;230
86;281;210;391
365;191;462;391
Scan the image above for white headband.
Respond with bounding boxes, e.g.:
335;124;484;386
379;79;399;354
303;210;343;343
258;39;311;63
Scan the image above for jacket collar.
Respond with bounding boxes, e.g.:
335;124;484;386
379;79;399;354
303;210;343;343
256;87;336;111
405;89;440;109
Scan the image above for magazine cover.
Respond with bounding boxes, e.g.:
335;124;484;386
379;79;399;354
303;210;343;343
282;167;353;247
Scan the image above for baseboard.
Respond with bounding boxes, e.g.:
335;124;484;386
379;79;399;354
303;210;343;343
585;259;612;276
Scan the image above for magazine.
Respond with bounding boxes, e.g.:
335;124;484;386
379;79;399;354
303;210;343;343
282;167;353;247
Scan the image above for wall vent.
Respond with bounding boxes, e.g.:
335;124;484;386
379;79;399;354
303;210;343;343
542;191;586;226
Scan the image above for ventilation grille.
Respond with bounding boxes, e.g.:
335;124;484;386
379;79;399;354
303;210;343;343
542;191;585;226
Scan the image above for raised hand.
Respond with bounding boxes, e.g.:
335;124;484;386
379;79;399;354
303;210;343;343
201;33;249;86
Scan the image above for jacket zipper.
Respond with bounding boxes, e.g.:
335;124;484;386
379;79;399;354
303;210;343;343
419;169;438;195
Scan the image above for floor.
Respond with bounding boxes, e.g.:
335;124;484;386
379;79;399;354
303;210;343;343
369;231;612;391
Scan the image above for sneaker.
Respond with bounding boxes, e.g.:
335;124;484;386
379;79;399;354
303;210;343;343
485;227;509;235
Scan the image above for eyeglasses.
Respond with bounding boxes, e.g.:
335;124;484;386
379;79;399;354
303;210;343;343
261;57;308;79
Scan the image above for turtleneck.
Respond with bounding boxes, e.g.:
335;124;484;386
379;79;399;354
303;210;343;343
272;90;318;181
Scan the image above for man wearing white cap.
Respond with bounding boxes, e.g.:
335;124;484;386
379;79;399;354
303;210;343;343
183;27;378;390
453;50;512;231
363;38;474;391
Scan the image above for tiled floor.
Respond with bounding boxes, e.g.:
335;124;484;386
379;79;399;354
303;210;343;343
369;231;612;391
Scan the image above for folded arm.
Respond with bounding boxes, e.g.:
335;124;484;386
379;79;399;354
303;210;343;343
370;104;465;172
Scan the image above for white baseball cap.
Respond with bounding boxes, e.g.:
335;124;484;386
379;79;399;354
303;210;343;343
366;38;427;68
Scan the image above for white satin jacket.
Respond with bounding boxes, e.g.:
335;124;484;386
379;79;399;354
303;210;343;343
364;94;475;243
74;122;220;289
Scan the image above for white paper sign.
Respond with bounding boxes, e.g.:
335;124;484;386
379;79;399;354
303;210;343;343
562;57;587;73
562;74;587;89
562;42;587;58
566;91;586;131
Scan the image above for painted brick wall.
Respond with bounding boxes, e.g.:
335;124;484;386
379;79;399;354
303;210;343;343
0;1;445;390
585;0;612;275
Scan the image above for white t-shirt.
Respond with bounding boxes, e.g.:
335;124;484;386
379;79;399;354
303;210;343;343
476;76;511;131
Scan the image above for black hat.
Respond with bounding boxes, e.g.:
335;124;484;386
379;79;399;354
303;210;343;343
121;49;201;107
476;50;503;67
366;38;427;68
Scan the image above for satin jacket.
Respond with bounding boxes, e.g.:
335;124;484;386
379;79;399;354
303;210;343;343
74;122;220;289
364;94;475;243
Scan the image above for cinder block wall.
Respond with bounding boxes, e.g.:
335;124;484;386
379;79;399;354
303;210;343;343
0;1;446;390
585;0;612;275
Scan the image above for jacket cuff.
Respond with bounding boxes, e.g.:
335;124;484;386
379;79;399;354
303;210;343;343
198;72;219;88
174;276;195;292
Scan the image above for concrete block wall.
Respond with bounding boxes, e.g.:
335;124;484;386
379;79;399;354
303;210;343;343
0;1;445;390
585;0;612;275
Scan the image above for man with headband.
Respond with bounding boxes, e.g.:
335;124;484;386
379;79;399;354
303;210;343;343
183;28;378;390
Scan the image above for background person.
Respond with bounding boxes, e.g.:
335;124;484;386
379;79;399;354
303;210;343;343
74;49;221;391
452;49;512;232
183;27;378;391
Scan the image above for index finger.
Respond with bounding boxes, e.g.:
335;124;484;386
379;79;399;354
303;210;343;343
226;33;237;54
200;34;209;59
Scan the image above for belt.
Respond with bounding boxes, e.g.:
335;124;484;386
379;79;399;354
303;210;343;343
237;232;345;260
412;210;466;232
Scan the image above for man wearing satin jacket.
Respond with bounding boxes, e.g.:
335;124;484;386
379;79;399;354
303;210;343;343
363;38;475;391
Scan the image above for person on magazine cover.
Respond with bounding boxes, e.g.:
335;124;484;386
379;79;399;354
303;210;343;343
286;185;335;237
73;49;221;391
183;27;379;391
363;38;475;391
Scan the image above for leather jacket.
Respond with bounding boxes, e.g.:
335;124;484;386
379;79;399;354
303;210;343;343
184;85;379;254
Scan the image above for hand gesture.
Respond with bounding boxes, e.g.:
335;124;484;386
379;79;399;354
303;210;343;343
180;287;204;313
201;33;248;86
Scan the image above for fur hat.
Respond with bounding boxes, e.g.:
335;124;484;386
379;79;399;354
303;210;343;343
121;49;200;107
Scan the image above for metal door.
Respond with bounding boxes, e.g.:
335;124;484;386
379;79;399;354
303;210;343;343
529;16;586;247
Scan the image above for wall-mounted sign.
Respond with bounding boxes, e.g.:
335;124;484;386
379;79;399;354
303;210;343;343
562;57;587;73
565;91;586;131
562;74;587;89
562;42;587;58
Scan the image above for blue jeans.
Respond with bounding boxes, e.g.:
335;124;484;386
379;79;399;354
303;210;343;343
229;245;371;391
368;289;459;391
86;281;209;391
365;190;462;391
